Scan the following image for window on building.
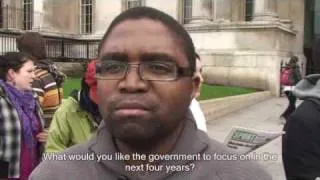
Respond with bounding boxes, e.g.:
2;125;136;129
245;0;254;21
23;0;33;30
0;0;3;28
314;0;320;36
80;0;93;34
183;0;192;24
126;0;142;9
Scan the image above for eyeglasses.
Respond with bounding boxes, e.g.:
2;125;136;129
96;60;193;81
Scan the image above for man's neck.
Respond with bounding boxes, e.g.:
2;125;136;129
114;120;185;166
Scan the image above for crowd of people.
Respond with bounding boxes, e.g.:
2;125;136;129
0;6;318;180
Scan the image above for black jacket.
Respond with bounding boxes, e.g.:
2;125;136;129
282;74;320;180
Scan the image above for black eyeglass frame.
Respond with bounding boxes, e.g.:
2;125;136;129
95;60;194;81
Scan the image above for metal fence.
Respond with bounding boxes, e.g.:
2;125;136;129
44;37;99;62
0;31;99;62
0;31;18;53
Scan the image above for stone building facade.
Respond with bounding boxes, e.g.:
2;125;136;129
0;0;314;96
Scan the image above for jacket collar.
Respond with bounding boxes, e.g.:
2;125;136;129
88;111;209;178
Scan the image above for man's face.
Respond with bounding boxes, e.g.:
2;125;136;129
97;19;199;145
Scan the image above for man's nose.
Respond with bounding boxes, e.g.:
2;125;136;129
118;65;148;93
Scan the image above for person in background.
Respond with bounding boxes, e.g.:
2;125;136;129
16;32;65;128
0;52;46;179
189;54;207;132
282;74;320;179
280;56;302;123
45;60;101;153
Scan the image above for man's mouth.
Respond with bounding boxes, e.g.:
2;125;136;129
114;102;150;117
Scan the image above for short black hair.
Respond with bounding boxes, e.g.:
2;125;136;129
98;6;197;73
16;32;47;60
0;52;34;80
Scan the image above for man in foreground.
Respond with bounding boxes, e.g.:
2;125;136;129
30;7;271;180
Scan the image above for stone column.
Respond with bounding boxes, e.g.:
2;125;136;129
190;0;212;23
214;0;232;22
253;0;278;21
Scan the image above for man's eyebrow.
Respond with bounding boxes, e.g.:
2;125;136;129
99;52;128;61
140;53;176;63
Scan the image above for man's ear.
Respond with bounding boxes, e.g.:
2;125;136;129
191;76;201;100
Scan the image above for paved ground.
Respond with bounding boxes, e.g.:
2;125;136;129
206;97;294;180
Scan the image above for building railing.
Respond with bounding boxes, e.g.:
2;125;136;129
0;30;100;62
44;37;99;62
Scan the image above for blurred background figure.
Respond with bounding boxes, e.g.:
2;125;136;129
189;54;207;132
0;52;46;179
16;32;65;127
280;56;302;123
45;60;101;153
